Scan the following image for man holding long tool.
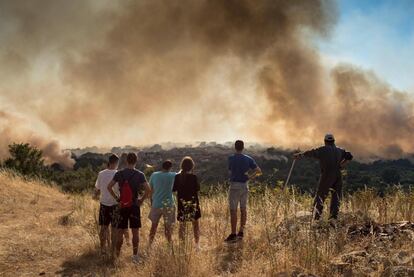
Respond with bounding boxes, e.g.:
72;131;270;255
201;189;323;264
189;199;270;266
294;134;353;220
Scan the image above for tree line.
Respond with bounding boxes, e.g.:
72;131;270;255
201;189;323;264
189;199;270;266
1;143;412;194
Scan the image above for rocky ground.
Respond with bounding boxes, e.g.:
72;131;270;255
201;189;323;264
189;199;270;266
274;212;414;277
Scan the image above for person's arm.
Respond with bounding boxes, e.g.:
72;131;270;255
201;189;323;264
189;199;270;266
93;188;100;200
148;174;154;205
247;157;262;179
247;167;262;179
148;187;153;205
107;179;120;203
294;147;321;160
93;174;100;200
228;156;232;178
195;175;200;192
172;175;178;193
340;150;353;168
138;182;151;205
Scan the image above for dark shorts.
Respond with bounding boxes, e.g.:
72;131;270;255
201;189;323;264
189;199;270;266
99;204;118;226
115;205;141;229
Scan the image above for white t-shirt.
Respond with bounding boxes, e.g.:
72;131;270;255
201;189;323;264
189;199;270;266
95;169;119;206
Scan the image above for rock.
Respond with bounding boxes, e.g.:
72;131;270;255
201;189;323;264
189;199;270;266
368;253;390;267
291;269;319;277
381;266;414;277
397;221;410;228
295;210;313;217
401;229;414;241
392;251;414;266
294;273;318;277
275;270;319;277
288;223;301;232
384;225;396;234
330;261;353;277
341;250;368;264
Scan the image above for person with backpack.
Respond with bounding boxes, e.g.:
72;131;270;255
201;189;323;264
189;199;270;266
148;160;176;246
294;134;353;220
173;156;201;249
93;154;119;254
225;140;262;243
107;152;151;263
117;153;130;246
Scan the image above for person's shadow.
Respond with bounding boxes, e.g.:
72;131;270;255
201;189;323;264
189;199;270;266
217;241;244;274
56;249;116;276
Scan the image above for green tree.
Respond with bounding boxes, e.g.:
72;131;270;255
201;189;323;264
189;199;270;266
3;143;45;176
381;168;400;184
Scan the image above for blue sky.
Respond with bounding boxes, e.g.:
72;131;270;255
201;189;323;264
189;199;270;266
318;0;414;91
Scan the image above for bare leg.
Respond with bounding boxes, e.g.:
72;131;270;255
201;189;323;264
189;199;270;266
164;223;173;243
110;225;117;251
230;209;238;234
179;222;186;241
99;225;109;252
149;222;158;245
192;220;200;244
124;229;130;246
240;208;247;233
131;228;139;255
116;229;125;257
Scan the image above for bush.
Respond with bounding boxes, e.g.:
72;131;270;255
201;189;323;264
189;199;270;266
3;143;45;177
381;168;401;184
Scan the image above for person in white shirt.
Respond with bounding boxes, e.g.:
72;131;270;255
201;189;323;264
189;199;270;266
94;154;119;253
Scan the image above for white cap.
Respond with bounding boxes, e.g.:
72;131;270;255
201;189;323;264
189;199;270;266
324;133;335;142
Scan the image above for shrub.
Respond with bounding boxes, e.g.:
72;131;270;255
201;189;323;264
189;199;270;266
3;143;45;177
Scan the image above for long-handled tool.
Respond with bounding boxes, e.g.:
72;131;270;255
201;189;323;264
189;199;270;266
283;159;296;189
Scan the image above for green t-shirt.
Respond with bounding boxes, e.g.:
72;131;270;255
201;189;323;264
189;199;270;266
149;171;176;208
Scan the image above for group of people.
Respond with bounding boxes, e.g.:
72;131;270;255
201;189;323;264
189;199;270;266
94;136;353;263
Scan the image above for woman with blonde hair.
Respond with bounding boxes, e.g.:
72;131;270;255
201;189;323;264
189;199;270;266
173;156;201;248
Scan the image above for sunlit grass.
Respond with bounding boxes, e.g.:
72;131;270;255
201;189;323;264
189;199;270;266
1;170;412;276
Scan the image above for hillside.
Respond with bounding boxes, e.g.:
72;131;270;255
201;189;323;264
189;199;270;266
0;171;413;276
0;171;92;276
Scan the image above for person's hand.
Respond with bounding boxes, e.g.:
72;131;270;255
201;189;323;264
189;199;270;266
248;171;262;179
339;159;349;169
115;197;121;208
137;198;145;206
293;152;303;160
92;191;99;200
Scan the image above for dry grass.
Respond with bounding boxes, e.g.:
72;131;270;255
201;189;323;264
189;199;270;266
0;170;412;276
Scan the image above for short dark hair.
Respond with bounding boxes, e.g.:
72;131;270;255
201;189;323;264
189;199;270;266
162;160;173;170
126;152;138;165
235;140;244;151
108;154;119;165
180;156;194;173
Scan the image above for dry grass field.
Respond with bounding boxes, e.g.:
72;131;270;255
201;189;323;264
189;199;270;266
0;170;413;276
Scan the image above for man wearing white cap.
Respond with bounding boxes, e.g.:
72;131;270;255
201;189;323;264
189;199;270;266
294;134;353;220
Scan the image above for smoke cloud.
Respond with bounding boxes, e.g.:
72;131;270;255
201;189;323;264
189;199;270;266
0;111;74;168
0;0;413;160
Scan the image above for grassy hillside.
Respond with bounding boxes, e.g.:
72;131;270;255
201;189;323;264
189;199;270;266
0;170;413;276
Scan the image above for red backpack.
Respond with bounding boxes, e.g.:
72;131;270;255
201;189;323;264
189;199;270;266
119;172;136;208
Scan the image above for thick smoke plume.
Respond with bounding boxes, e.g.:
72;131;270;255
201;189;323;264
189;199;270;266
0;112;74;168
0;0;413;160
